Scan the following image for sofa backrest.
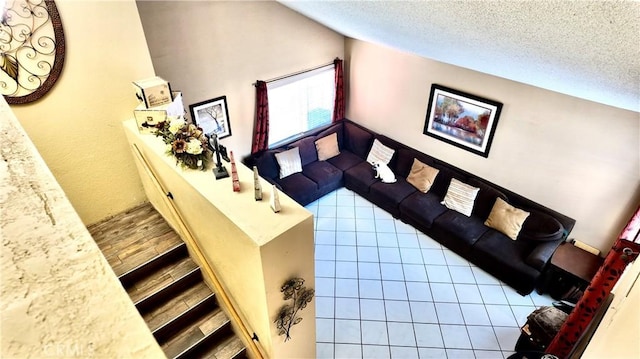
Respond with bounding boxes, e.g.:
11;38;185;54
288;136;318;166
467;178;508;220
245;122;345;180
315;122;345;150
343;121;373;159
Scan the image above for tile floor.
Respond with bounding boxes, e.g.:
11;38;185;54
305;188;555;359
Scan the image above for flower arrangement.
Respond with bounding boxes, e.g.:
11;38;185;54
155;118;212;170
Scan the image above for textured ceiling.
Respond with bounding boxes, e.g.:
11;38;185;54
278;0;640;112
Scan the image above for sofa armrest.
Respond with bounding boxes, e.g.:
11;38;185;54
525;240;563;271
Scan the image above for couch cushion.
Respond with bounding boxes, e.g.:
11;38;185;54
471;230;540;291
289;136;318;166
344;122;373;158
274;172;318;204
429;165;465;199
274;147;302;179
327;150;363;171
315;132;340;161
396;148;436;177
316;122;344;150
303;161;343;189
368;178;417;216
442;178;480;217
519;210;565;242
255;149;281;180
467;178;508;219
407;158;439;193
366;138;395;165
344;161;377;193
399;192;448;228
484;198;531;240
433;210;489;249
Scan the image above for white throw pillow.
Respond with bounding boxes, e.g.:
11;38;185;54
274;147;303;179
366;139;394;165
441;178;480;217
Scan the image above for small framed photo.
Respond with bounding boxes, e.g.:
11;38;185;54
189;95;232;139
423;84;502;158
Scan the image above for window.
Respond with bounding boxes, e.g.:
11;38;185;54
267;65;335;147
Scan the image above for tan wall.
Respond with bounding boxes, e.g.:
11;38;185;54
136;0;345;159
11;0;155;225
345;39;640;255
123;119;316;358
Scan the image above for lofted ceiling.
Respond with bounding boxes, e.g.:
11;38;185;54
278;0;640;112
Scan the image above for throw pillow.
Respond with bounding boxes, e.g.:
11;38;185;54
407;158;439;193
274;147;302;179
441;178;480;217
484;198;531;240
315;132;340;161
366;138;395;165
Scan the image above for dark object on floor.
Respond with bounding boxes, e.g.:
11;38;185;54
506;352;558;359
552;300;576;314
515;306;568;353
537;242;604;299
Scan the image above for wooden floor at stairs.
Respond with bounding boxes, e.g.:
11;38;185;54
88;203;247;359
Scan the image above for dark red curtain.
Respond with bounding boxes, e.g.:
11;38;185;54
251;81;269;154
332;58;345;123
546;205;640;358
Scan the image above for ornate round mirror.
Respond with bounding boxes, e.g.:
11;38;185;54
0;0;65;104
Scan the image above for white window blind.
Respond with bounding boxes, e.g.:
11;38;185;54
267;64;335;147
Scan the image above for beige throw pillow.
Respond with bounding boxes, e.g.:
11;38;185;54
441;178;479;217
407;158;439;193
274;147;303;179
366;139;395;165
485;198;531;240
315;133;340;161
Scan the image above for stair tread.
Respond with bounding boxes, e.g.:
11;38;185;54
144;281;213;331
127;255;198;303
160;307;231;358
197;335;247;359
89;203;246;359
88;204;182;276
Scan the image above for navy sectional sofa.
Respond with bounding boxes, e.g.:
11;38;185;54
245;119;575;295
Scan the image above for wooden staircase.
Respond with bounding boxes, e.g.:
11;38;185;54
89;203;247;359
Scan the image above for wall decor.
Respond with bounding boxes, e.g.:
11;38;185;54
189;95;232;139
270;185;281;213
253;166;262;201
423;84;502;158
274;278;314;342
1;0;66;104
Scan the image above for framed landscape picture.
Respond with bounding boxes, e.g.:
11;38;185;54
189;95;232;139
423;84;502;158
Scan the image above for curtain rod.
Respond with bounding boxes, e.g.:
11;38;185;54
253;58;340;87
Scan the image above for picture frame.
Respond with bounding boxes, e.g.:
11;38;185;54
189;95;232;139
423;84;502;158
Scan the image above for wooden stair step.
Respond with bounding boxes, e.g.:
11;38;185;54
135;267;202;314
127;256;198;304
192;334;248;359
143;281;213;331
152;293;217;343
160;306;233;359
119;241;188;286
